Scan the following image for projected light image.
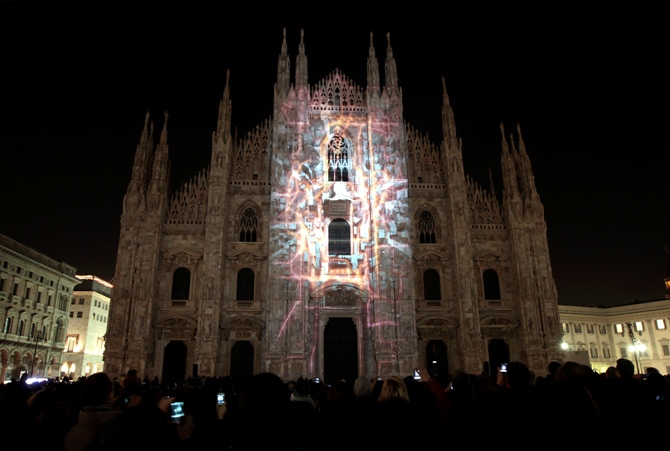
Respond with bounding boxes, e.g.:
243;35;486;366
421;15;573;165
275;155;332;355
264;70;412;375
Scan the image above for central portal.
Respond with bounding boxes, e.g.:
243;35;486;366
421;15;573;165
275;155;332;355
323;317;358;384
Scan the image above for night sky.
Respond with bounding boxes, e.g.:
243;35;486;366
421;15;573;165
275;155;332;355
1;5;667;307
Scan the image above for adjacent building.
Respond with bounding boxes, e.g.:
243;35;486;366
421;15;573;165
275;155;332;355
0;233;79;382
559;299;670;375
63;275;112;379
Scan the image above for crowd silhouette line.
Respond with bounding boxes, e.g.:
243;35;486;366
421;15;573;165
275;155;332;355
1;358;668;450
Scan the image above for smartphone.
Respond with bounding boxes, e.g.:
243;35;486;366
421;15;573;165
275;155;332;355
217;392;225;405
500;363;508;373
413;370;421;380
170;401;185;423
315;377;320;383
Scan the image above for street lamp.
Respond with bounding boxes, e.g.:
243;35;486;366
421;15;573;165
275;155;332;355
29;330;45;377
623;323;645;375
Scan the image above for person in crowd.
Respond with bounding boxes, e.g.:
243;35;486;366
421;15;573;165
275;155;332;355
372;375;429;448
495;361;542;437
223;372;294;451
63;372;122;451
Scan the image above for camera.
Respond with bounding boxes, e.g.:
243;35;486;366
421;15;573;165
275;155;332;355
500;363;508;373
170;401;185;424
413;369;421;380
217;392;225;405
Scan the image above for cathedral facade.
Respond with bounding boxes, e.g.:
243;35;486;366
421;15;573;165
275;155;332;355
103;29;563;384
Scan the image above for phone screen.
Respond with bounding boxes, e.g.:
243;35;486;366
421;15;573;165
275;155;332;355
413;370;421;380
217;393;225;405
170;401;185;423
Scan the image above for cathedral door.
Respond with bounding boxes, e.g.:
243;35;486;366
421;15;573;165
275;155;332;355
425;339;449;379
230;340;254;382
162;340;187;386
487;338;510;378
324;317;358;384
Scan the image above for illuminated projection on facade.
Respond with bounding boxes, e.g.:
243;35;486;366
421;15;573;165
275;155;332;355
103;29;562;384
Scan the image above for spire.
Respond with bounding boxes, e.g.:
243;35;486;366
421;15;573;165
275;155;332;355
441;77;457;147
146;111;170;212
515;124;540;203
126;112;153;195
295;29;308;90
215;69;232;143
275;27;291;99
383;32;399;95
500;122;520;203
122;112;155;215
488;166;498;201
366;32;380;96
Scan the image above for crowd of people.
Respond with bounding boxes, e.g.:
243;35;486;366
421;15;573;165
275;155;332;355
0;358;668;450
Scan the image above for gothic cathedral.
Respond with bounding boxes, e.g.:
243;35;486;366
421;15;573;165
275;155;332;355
103;29;563;384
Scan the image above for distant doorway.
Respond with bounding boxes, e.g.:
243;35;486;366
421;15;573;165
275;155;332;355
162;340;187;387
324;317;358;384
425;340;449;379
488;338;510;379
230;340;254;382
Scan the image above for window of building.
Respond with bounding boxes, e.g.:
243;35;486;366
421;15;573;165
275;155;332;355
66;336;76;352
328;219;351;256
3;317;12;334
36;291;42;303
236;268;255;301
48;294;53;306
655;319;666;330
662;344;670;356
639;344;649;357
586;324;594;334
614;323;624;334
78;298;85;304
0;278;4;292
171;267;191;300
25;287;31;299
77;312;83;318
483;269;501;300
590;347;598;358
423;269;441;301
603;347;611;358
327;132;349;182
599;325;606;334
13;283;19;296
18;320;24;336
574;324;582;334
239;207;258;242
69;311;74;318
635;321;645;332
562;323;569;333
71;299;75;305
620;347;628;358
418;211;437;244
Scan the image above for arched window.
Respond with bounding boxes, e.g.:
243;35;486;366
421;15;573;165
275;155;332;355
236;268;255;301
239;207;258;242
327;133;350;182
328;219;351;256
171;267;191;300
483;269;501;300
423;269;442;301
418;210;437;244
18;320;25;337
